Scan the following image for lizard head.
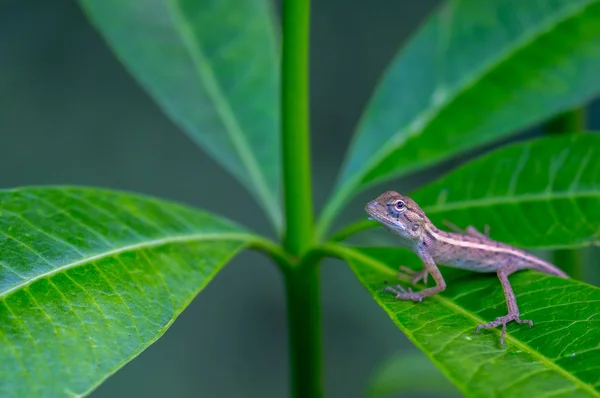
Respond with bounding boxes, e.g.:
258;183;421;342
365;191;428;242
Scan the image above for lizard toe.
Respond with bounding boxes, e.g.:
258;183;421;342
395;292;423;302
475;313;535;345
515;318;534;328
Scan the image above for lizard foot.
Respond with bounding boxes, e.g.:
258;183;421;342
384;285;423;302
475;313;533;346
396;266;429;286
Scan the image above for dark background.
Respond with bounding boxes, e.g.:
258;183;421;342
1;1;598;397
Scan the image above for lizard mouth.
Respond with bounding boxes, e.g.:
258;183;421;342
365;205;396;227
372;215;397;228
365;202;405;232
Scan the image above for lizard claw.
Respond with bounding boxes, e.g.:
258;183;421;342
475;313;534;346
384;285;422;302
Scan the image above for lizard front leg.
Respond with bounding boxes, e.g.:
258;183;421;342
396;265;429;285
385;251;446;302
475;265;533;346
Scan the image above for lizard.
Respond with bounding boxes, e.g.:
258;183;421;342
365;190;568;346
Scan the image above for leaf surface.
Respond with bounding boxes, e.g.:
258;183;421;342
412;133;600;249
336;245;600;397
336;134;600;249
79;0;282;230
319;0;600;235
0;187;255;397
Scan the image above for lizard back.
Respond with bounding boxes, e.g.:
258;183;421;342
424;226;568;278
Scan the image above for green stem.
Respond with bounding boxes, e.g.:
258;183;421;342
551;249;583;281
283;259;323;398
282;0;313;255
544;108;586;279
281;1;321;397
248;236;295;267
544;108;586;134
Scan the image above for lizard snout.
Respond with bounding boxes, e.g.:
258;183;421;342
365;200;378;212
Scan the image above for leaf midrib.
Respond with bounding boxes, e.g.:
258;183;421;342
339;245;600;397
0;232;254;299
422;189;600;214
166;0;281;230
344;0;596;193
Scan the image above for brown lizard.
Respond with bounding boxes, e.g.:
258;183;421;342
365;191;568;345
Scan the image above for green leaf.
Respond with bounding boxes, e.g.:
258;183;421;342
333;245;600;397
79;0;282;231
334;134;600;249
365;351;461;398
411;134;600;249
0;187;257;397
319;0;600;236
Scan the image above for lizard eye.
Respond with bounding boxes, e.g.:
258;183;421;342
394;200;406;211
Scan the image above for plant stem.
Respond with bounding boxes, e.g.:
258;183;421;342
248;236;295;267
281;1;321;397
544;108;586;134
551;249;583;281
283;260;323;398
282;0;313;255
544;108;586;279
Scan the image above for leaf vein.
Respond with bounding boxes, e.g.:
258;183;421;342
0;232;253;299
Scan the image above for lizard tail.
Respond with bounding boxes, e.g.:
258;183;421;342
537;259;569;278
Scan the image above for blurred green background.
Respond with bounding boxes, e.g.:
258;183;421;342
1;1;599;397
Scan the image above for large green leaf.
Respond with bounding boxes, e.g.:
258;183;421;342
318;0;600;237
333;134;600;249
79;0;282;231
0;187;257;397
331;245;600;397
411;133;600;249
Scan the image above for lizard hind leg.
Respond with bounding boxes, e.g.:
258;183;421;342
475;265;533;346
466;226;490;239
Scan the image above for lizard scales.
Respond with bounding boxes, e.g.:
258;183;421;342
365;190;568;345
